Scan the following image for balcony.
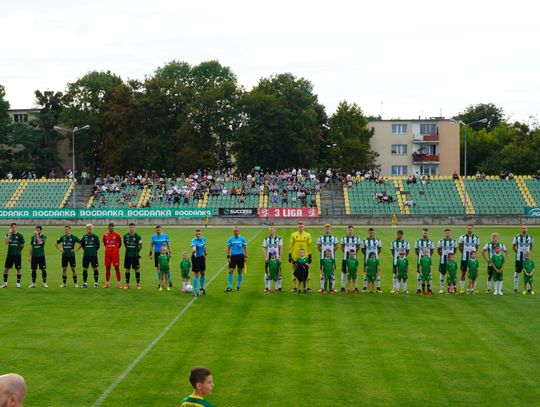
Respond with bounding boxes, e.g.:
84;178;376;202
412;152;439;163
413;133;439;142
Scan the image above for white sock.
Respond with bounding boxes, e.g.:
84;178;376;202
417;274;422;290
403;281;407;291
392;274;398;290
363;275;367;289
514;272;519;290
277;277;282;289
320;276;325;290
341;273;346;288
473;280;477;290
500;281;503;293
460;280;465;290
440;275;445;290
331;277;335;291
376;275;381;289
265;279;270;290
487;280;492;290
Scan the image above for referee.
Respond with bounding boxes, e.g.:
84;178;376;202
226;226;248;292
191;229;207;297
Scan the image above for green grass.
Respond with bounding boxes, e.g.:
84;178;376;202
1;225;539;406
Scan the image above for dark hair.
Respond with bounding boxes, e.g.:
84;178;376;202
422;228;428;232
156;225;162;229
468;224;473;228
368;228;374;232
348;225;354;229
444;228;451;232
10;222;16;227
64;225;71;229
189;367;212;387
397;230;403;235
108;222;115;227
35;226;42;231
195;229;201;232
128;223;135;227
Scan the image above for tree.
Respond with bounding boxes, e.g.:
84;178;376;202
0;84;12;172
234;73;327;172
327;101;378;172
61;71;123;174
454;103;504;131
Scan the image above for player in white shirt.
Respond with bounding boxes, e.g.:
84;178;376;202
437;229;457;294
458;224;480;294
512;224;534;293
361;228;382;292
317;224;338;292
481;232;508;293
340;225;361;292
414;228;435;294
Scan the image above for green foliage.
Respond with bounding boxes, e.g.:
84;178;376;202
454;103;504;131
327;101;379;172
234;73;327;172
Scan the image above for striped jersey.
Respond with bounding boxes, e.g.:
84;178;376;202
262;235;283;260
482;241;507;260
341;235;361;260
318;234;338;258
362;237;382;264
390;239;410;265
458;233;480;261
414;239;434;263
437;238;457;264
513;233;534;261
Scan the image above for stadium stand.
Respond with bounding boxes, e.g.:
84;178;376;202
520;176;539;207
464;177;526;215
347;178;400;215
1;179;72;208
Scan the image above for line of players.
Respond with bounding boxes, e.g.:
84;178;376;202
263;222;535;295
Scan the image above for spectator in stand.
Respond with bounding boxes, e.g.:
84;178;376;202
453;171;459;180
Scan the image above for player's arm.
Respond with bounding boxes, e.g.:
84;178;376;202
167;240;172;257
55;240;63;253
96;235;100;250
226;241;231;260
341;242;345;253
244;241;248;260
415;243;419;257
437;243;442;257
512;238;517;253
4;230;10;245
481;247;489;263
117;233;122;248
278;243;283;261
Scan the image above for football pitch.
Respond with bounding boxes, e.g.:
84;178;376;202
1;225;539;406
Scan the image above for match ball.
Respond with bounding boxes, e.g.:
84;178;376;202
185;284;193;292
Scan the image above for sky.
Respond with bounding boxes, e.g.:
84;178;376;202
1;0;539;122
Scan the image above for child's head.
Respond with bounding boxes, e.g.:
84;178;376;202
270;252;277;259
525;251;531;260
349;249;356;258
369;252;376;259
160;246;167;255
448;253;454;261
189;367;214;396
494;244;501;254
324;249;331;258
183;251;188;259
422;247;429;256
299;249;305;257
399;249;405;258
470;250;477;259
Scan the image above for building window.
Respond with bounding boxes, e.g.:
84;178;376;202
420;123;437;135
13;114;28;123
391;123;408;134
391;144;408;155
392;165;408;175
420;164;439;176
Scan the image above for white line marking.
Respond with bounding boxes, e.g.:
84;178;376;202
93;228;264;406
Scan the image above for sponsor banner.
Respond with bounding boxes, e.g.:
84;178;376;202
524;206;540;217
218;208;258;217
259;207;319;218
0;208;212;219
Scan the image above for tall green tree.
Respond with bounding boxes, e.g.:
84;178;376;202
454;103;504;131
327;101;378;172
0;85;13;173
234;73;327;172
61;71;123;174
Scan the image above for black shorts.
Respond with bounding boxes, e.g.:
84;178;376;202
62;256;76;268
515;260;524;274
341;259;347;274
192;255;206;272
487;265;494;277
124;256;140;270
460;260;468;271
5;254;21;269
154;254;159;268
31;256;46;270
82;255;99;269
229;254;245;270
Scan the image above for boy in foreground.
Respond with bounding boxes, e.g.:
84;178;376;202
492;244;505;296
180;252;191;293
396;250;409;294
180;367;215;407
266;252;281;293
523;251;535;295
366;252;380;293
157;246;170;292
446;253;458;294
320;249;335;293
346;250;359;293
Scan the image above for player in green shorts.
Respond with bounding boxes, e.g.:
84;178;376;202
522;251;535;295
180;367;215;407
366;252;380;293
266;252;281;293
157;246;170;292
180;251;191;292
395;250;409;294
320;249;336;293
346;250;359;293
446;253;458;294
419;248;433;295
467;250;480;294
491;244;505;296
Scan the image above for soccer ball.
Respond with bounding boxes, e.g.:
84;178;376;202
185;284;193;293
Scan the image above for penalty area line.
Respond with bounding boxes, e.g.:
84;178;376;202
92;228;264;406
